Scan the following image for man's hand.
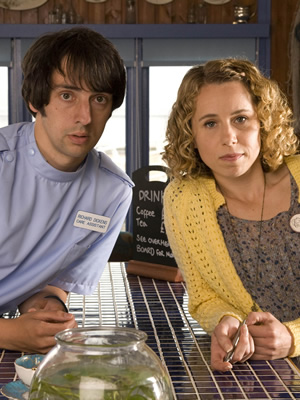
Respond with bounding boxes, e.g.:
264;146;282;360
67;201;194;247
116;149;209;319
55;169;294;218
247;312;293;360
26;296;68;313
211;316;254;372
19;286;69;314
1;286;77;353
0;310;77;353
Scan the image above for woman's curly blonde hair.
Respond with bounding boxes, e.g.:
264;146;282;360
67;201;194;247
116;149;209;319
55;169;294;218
162;58;299;181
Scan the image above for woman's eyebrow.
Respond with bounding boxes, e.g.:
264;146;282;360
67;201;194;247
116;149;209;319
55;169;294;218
198;108;252;121
198;113;217;122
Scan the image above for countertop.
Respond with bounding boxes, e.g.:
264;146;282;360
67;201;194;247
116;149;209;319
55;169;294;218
1;262;300;399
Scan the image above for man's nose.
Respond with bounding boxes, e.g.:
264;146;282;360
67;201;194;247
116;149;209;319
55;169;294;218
75;100;92;125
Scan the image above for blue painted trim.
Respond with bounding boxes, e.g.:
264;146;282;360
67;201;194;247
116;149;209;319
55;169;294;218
257;0;271;24
141;66;149;169
0;23;270;39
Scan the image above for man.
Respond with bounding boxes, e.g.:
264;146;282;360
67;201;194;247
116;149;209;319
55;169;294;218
0;27;133;353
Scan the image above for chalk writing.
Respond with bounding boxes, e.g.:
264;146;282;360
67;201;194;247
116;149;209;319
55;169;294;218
132;166;177;267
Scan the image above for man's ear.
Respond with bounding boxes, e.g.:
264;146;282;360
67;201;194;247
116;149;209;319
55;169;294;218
29;102;38;113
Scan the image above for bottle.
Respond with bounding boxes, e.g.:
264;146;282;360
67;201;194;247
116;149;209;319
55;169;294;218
61;12;67;24
53;3;62;23
187;0;196;24
67;1;76;24
126;0;136;24
197;0;207;24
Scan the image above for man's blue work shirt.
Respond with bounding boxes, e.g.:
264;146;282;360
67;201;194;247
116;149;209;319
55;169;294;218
0;122;133;313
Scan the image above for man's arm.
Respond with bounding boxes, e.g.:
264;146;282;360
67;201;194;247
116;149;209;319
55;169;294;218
18;285;69;313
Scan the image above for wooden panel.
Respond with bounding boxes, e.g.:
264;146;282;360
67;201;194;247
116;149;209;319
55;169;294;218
87;2;106;24
0;0;261;24
75;0;87;23
138;1;155;24
271;0;298;106
37;0;52;24
172;0;188;24
3;9;21;23
105;0;122;24
21;9;38;24
156;3;173;24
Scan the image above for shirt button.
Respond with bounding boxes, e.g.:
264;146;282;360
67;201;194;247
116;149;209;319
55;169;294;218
5;153;14;162
28;148;35;156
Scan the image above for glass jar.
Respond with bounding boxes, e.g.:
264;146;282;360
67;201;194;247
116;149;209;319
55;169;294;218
29;327;173;400
126;0;136;24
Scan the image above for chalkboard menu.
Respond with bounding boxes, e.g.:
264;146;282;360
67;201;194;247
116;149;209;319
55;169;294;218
132;165;177;268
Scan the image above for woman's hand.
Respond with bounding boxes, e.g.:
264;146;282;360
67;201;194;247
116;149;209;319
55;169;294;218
246;312;293;360
211;316;254;372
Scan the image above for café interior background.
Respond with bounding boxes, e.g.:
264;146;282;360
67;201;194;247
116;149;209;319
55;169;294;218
0;0;297;105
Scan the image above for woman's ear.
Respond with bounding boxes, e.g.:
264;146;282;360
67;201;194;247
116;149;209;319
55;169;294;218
193;136;198;149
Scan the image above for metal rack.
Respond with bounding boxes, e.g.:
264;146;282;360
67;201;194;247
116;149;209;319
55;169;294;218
1;262;299;399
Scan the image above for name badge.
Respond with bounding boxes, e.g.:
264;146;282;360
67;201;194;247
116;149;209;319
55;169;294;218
74;211;110;233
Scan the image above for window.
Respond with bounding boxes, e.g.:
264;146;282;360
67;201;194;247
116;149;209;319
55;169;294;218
149;66;191;167
94;98;126;172
0;67;8;128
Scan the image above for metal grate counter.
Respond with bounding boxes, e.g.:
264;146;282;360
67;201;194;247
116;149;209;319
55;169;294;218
1;262;300;399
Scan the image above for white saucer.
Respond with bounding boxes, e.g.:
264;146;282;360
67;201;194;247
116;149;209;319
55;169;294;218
204;0;231;4
146;0;173;4
85;0;107;3
0;0;47;10
0;381;29;400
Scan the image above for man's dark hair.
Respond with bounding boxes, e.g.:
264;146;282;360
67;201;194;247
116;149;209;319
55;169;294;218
22;27;126;117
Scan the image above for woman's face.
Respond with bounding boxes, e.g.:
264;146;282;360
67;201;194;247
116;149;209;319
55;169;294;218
191;81;261;181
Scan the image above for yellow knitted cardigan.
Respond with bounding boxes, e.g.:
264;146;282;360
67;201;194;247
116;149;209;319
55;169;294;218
164;155;300;358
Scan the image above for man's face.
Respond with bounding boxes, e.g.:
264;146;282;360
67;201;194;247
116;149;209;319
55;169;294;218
31;68;113;172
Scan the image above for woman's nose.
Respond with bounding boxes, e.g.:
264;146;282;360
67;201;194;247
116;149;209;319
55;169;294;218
222;124;237;146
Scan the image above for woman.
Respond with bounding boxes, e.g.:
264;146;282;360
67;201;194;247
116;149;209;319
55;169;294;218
162;58;300;372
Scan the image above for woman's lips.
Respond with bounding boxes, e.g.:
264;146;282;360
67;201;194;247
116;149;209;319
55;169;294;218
219;153;243;161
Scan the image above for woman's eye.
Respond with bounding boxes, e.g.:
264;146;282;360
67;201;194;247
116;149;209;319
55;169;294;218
235;116;247;123
205;121;216;128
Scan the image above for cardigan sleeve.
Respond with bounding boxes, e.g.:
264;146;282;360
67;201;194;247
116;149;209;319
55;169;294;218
164;171;300;357
163;180;252;334
276;156;300;358
284;318;300;357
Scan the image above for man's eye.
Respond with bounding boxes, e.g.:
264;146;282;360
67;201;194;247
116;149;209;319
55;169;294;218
95;95;106;104
61;93;71;100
